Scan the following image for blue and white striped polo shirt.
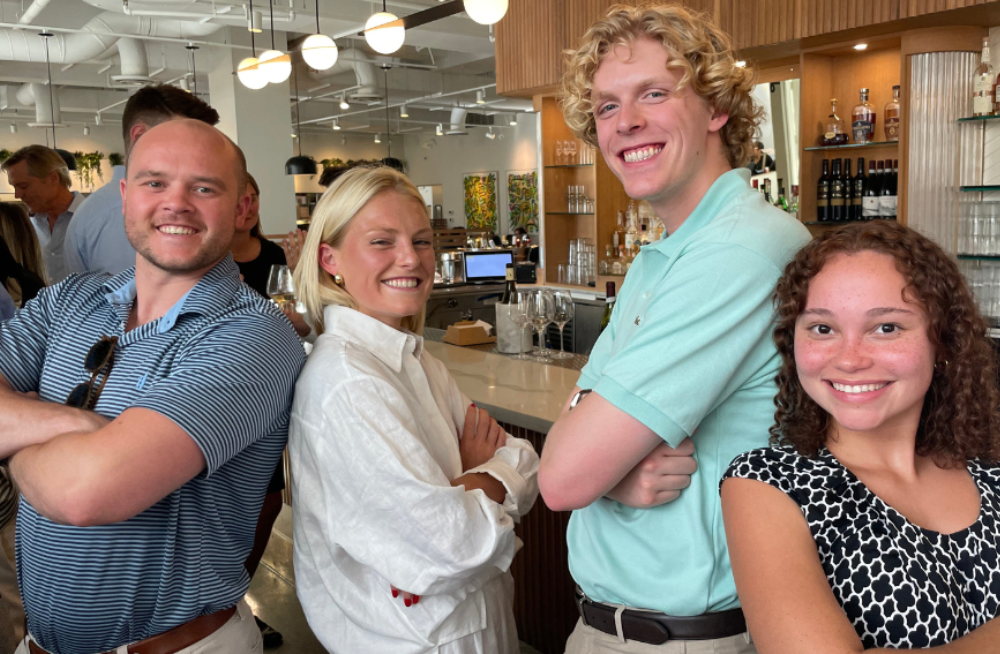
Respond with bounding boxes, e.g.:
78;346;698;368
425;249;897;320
0;255;305;654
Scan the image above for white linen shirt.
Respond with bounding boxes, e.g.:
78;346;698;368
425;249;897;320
290;306;539;654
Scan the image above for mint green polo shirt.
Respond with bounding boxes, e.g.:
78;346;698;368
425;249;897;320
569;168;812;616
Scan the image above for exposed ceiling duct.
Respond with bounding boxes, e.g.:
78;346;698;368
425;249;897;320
446;107;467;135
347;50;381;103
17;82;64;127
112;37;152;85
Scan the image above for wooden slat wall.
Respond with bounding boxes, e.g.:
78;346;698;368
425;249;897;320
899;0;993;19
720;0;801;50
495;0;563;97
802;0;900;37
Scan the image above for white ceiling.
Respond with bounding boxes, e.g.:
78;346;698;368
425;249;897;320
0;0;530;137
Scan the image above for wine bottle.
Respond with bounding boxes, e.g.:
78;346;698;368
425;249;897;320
500;263;517;304
817;159;831;222
843;158;854;221
830;158;846;222
863;160;880;219
878;160;893;219
600;281;616;333
886;160;899;220
853;157;866;222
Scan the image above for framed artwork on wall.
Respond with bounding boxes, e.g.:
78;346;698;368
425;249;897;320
463;172;498;231
506;170;539;234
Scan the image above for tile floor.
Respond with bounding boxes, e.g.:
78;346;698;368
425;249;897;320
245;505;544;654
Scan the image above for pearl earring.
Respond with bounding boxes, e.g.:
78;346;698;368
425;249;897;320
334;274;344;285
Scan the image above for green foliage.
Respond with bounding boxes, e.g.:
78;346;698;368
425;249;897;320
0;149;11;163
74;151;105;189
108;152;124;167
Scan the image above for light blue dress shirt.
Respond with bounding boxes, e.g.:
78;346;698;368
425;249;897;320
569;169;812;616
0;286;14;322
30;191;84;285
64;166;136;276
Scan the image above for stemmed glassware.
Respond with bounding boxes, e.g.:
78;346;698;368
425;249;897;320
510;291;534;360
556;140;565;165
567;140;577;165
267;265;296;309
525;290;555;359
550;290;574;360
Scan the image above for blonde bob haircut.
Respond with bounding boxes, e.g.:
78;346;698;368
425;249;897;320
294;165;428;336
560;3;762;169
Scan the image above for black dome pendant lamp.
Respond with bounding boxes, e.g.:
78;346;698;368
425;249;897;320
40;32;76;171
285;67;317;175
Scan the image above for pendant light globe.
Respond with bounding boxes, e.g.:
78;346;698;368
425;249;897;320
258;49;292;83
365;12;404;55
302;34;338;70
237;57;268;89
463;0;508;25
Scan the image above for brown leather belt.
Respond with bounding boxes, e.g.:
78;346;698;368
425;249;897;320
575;589;747;644
27;606;237;654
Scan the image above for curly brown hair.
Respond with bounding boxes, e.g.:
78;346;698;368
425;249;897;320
772;221;1000;465
559;3;761;168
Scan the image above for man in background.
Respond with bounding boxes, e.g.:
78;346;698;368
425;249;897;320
64;83;219;276
2;146;82;284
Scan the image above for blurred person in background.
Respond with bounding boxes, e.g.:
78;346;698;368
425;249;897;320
1;146;82;284
64;83;220;276
0;203;46;306
290;166;539;653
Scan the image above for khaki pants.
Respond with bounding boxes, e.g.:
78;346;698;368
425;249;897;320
0;515;23;654
15;600;262;654
565;618;757;654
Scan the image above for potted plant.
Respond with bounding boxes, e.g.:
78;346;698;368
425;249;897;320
74;151;105;189
108;152;124;167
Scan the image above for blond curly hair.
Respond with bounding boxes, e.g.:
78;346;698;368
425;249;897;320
560;3;761;169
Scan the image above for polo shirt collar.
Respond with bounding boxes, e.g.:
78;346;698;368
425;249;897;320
651;168;751;258
30;191;85;228
102;255;243;334
323;305;422;372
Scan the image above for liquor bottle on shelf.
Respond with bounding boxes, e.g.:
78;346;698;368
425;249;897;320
879;160;894;219
830;158;847;222
752;179;759;191
600;281;616;333
614;210;625;250
885;86;900;142
624;204;638;253
863;160;880;219
853;157;867;221
777;186;789;212
764;178;772;204
638;223;649;250
599;245;612;275
788;185;799;220
852;88;876;144
973;37;995;117
843;158;854;221
817;159;831;222
500;263;517;303
822;99;849;146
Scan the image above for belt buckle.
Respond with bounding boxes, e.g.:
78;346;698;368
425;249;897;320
574;588;589;628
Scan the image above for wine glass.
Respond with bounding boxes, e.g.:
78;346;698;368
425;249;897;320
550;290;575;360
510;291;534;360
525;290;554;359
556;140;565;165
267;265;295;309
567;140;577;166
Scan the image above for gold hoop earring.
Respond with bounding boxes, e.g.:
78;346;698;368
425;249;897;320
334;274;343;286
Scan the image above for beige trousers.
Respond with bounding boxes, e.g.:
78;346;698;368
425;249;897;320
0;515;23;654
15;599;262;654
565;619;757;654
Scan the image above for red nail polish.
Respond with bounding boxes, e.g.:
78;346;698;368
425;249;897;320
404;599;412;607
413;595;420;604
392;590;398;598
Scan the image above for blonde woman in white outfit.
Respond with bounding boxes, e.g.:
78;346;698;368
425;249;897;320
290;166;540;654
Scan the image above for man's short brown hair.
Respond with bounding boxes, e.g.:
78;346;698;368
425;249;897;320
560;3;762;168
121;84;220;150
0;145;71;188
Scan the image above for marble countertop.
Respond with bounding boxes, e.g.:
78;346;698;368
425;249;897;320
423;340;581;433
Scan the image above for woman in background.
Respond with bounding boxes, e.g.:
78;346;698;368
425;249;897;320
290;166;539;654
722;221;1000;652
0;203;45;305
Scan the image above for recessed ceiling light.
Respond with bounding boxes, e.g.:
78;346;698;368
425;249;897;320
854;43;868;51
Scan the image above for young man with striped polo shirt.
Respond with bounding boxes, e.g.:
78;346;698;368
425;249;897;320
538;5;811;653
0;119;305;654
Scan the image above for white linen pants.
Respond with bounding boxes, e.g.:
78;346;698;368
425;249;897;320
565;619;757;654
15;599;262;654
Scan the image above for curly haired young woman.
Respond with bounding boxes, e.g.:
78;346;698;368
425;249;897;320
721;221;1000;653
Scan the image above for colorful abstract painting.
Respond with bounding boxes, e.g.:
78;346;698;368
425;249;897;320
463;172;498;231
507;170;539;233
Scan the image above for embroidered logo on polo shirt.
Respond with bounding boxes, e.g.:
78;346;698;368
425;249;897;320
136;373;148;390
634;316;641;326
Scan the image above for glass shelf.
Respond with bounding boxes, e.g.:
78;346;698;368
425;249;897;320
544;163;595;169
803;219;880;225
957;114;1000;123
547;211;595;216
960;186;1000;192
958;254;1000;260
804;140;899;151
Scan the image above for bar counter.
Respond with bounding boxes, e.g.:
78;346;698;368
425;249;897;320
423;332;583;654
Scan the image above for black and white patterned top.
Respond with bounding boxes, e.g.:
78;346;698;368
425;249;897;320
723;446;1000;648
